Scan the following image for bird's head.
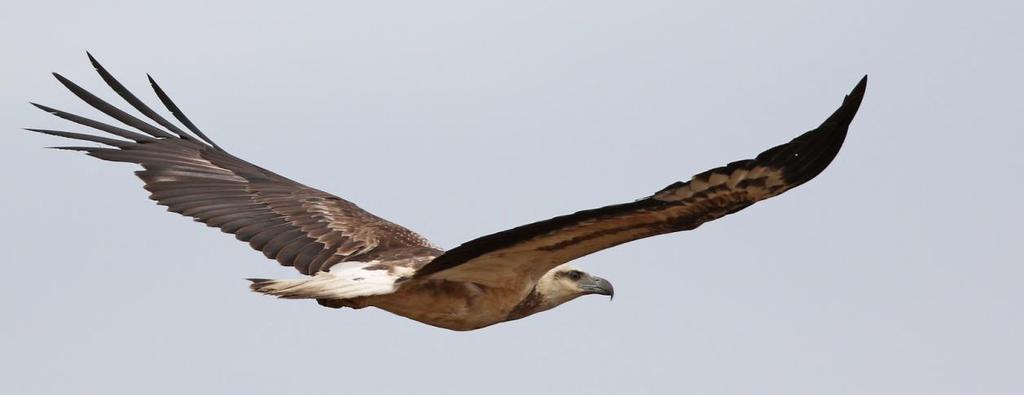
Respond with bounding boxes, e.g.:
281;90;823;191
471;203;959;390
535;265;614;306
506;265;614;322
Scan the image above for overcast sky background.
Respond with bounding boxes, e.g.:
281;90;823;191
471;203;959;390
2;1;1022;394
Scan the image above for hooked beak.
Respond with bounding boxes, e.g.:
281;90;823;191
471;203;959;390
580;275;614;300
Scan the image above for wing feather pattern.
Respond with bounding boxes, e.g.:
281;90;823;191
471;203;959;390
27;54;440;275
417;77;866;287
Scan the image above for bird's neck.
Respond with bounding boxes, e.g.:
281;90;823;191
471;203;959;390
505;285;578;322
505;287;547;321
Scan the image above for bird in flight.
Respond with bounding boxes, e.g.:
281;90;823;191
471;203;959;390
24;54;865;331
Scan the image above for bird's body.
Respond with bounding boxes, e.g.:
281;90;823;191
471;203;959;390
250;250;603;330
367;277;526;331
22;54;865;331
248;249;534;331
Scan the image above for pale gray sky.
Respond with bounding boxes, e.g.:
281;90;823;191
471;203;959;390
2;1;1022;394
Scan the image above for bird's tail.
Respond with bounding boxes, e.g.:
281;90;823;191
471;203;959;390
247;269;404;300
248;278;308;298
247;274;348;299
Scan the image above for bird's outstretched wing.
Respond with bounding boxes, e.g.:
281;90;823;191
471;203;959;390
27;54;440;275
417;77;866;288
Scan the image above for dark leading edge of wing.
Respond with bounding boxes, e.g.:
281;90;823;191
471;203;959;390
26;54;440;275
417;76;866;280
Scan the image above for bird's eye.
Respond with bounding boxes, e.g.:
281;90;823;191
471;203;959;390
568;271;583;281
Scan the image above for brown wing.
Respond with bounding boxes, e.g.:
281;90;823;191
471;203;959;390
416;77;866;288
27;54;440;275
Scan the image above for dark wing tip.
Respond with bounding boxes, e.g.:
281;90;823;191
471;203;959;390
835;75;867;124
46;146;98;152
24;128;132;148
51;72;69;84
86;52;112;80
759;76;867;187
146;73;223;150
29;102;56;113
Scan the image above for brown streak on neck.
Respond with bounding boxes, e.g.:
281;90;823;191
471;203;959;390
505;287;544;321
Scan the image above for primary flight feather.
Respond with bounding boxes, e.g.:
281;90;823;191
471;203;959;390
23;54;865;331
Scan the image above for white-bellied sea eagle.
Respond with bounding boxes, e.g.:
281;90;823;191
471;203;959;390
22;54;866;331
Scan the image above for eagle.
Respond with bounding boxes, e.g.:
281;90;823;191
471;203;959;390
23;54;865;331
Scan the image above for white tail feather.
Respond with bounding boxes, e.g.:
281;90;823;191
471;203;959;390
249;261;411;300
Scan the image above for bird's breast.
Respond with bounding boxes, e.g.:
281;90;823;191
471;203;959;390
364;280;529;331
